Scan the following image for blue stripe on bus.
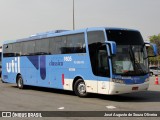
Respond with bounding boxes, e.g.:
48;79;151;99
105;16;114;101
40;56;46;80
27;56;39;70
113;74;149;84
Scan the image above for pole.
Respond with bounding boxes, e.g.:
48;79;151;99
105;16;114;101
73;0;75;30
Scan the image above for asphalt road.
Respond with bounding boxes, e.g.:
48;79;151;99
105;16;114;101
0;77;160;120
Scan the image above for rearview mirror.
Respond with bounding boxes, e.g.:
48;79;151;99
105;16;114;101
105;41;117;55
145;42;158;57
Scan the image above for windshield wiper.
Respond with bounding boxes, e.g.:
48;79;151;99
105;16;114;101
129;45;136;69
128;45;147;75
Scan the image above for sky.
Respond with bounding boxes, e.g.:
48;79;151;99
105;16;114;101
0;0;160;45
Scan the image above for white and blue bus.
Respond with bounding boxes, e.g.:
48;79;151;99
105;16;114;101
2;27;157;97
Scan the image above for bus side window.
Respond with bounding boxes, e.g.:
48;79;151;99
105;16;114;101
21;41;35;56
66;33;86;54
3;44;14;57
49;37;66;54
55;37;63;54
12;43;21;57
49;37;55;54
35;38;49;55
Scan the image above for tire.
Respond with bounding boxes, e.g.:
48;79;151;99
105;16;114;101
1;80;5;83
74;79;88;97
17;75;24;89
1;78;5;83
150;72;153;76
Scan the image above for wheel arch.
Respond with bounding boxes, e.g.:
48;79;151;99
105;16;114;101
16;73;22;83
72;76;85;91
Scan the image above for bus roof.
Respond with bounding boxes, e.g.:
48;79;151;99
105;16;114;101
3;27;139;44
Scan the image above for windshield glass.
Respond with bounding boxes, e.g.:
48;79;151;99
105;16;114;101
106;30;148;76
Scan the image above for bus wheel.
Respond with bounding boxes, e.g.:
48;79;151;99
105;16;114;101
74;79;88;97
17;75;24;89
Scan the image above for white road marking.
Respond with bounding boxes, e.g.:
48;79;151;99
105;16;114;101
58;107;65;110
106;106;116;109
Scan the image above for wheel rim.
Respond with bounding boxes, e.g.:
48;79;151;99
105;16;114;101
18;78;22;88
77;82;86;95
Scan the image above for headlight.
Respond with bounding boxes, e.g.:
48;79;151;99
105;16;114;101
111;79;125;84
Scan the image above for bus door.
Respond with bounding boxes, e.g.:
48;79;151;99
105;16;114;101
87;31;110;94
88;43;110;94
96;45;110;94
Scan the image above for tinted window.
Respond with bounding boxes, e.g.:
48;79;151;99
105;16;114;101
35;38;49;55
3;44;14;57
22;41;35;56
49;37;65;54
66;33;86;53
61;36;67;54
12;43;21;56
150;67;158;69
87;31;105;45
49;33;86;54
3;33;86;57
106;30;144;45
0;52;2;62
49;37;55;54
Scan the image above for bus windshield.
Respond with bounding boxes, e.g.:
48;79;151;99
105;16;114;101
106;30;148;76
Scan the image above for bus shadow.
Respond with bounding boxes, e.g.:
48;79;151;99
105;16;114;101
12;85;75;96
89;91;160;102
12;85;160;102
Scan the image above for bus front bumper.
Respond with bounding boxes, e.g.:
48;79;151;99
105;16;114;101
108;81;149;95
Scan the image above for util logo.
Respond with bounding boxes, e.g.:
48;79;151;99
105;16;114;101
6;57;20;73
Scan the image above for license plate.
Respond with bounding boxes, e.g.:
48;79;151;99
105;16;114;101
132;87;138;90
